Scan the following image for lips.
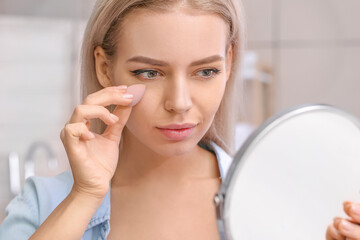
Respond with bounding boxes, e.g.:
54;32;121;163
156;123;197;141
157;123;197;130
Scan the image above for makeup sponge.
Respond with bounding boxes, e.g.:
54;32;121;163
126;84;146;107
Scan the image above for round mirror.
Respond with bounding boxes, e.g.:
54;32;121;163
215;104;360;239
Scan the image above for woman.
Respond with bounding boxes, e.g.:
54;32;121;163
0;0;358;239
0;0;244;239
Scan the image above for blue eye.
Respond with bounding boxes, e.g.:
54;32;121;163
196;68;221;79
130;68;221;80
130;69;160;80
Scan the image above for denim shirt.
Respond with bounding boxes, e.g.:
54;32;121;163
0;141;233;240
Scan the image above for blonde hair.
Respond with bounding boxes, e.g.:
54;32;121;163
81;0;246;157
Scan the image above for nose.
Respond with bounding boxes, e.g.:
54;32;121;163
164;75;192;113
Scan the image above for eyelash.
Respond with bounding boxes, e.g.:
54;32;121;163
130;68;221;80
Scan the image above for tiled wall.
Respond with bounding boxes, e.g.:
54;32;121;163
242;0;360;118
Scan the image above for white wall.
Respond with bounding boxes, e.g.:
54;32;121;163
0;15;88;221
0;0;97;219
242;0;360;118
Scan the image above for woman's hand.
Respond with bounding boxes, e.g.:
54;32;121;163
326;201;360;240
60;85;134;199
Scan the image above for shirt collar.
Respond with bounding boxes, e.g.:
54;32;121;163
206;141;233;179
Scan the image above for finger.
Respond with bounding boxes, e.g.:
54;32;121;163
63;123;95;145
334;218;360;239
102;104;132;142
69;105;119;126
344;201;360;223
327;223;346;240
83;86;133;107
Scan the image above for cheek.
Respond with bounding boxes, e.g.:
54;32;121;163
126;108;148;134
197;80;227;117
125;87;159;129
112;65;136;86
125;104;154;143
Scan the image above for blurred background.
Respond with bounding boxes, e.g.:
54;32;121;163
0;0;359;221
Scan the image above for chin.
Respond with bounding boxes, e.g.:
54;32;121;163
149;138;199;157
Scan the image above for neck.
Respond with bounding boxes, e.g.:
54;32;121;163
111;127;211;188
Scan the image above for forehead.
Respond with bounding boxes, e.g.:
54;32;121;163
117;8;229;63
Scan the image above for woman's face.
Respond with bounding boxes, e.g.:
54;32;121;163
110;8;232;157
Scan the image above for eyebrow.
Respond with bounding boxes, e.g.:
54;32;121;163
126;55;224;67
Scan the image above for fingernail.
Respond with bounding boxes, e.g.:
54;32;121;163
334;217;341;226
122;93;133;99
89;132;95;139
344;202;352;212
110;113;119;122
340;219;353;232
350;204;360;217
115;85;128;91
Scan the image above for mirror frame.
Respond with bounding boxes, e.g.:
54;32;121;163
214;103;360;239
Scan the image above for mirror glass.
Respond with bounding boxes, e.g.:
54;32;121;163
216;104;360;239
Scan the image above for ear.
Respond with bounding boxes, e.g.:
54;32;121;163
225;45;233;82
94;46;113;88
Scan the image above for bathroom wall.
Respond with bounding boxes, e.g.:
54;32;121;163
242;0;360;118
0;0;96;221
